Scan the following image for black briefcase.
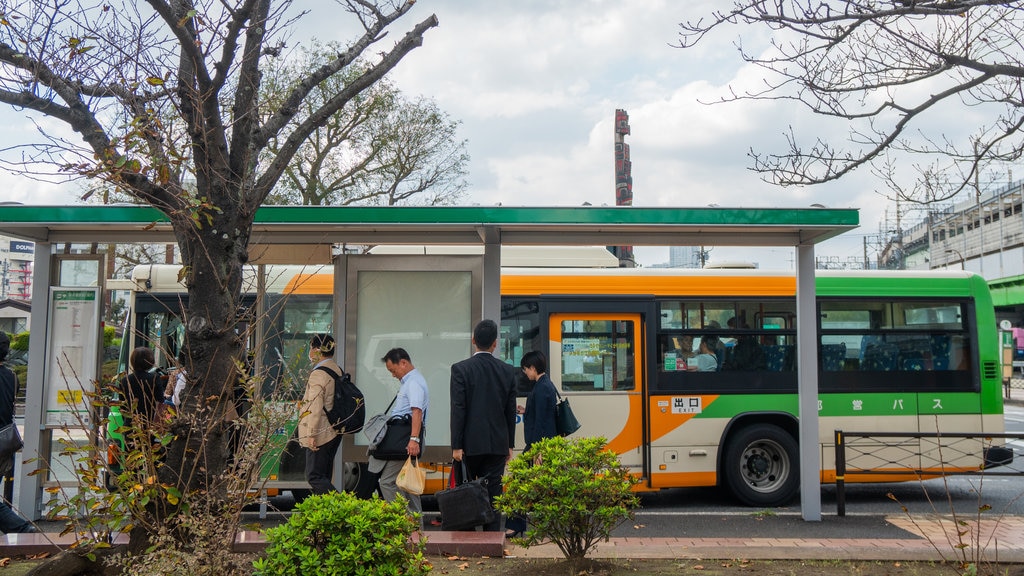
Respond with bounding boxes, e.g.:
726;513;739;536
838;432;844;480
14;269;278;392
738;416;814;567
436;461;496;531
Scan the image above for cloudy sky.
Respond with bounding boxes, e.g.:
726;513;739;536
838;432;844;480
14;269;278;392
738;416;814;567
0;0;902;268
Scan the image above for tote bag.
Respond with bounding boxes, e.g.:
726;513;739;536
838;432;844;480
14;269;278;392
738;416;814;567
396;456;426;495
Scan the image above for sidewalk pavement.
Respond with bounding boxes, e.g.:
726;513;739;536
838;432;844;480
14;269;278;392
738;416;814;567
9;512;1024;563
505;515;1024;562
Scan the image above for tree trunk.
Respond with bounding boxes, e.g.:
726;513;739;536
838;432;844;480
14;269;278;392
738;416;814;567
140;203;252;549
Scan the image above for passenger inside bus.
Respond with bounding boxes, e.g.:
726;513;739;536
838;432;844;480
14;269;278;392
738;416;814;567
724;319;766;371
672;335;697;361
688;335;720;372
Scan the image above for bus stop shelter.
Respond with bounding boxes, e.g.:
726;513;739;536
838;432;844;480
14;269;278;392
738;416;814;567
0;203;858;521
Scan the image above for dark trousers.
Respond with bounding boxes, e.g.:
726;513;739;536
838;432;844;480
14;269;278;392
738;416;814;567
304;434;342;495
463;453;507;531
0;500;34;534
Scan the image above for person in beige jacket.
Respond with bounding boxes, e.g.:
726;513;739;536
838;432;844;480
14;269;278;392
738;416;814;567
298;334;343;494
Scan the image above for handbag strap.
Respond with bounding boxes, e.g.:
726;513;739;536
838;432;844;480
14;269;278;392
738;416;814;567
383;393;398;415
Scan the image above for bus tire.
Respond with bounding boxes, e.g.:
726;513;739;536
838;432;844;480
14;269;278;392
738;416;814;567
723;423;799;507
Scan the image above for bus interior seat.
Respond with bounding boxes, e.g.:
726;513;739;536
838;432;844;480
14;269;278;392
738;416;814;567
763;344;793;372
931;334;951;370
821;343;846;371
862;342;899;371
902;357;927;371
722;345;734;370
859;334;882;362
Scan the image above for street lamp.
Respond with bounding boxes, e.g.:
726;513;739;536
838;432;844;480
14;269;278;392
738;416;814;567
945;249;965;270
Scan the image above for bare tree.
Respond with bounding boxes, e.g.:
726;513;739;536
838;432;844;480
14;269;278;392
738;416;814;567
261;42;469;207
677;1;1024;200
0;0;436;557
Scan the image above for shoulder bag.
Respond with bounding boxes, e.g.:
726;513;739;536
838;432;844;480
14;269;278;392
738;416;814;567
369;414;421;461
436;460;496;530
0;423;23;477
555;389;581;437
363;394;397;447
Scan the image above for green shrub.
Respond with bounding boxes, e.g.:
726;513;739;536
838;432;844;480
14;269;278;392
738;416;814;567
253;492;430;576
11;365;25;400
495;436;639;565
10;331;28;351
103;325;116;347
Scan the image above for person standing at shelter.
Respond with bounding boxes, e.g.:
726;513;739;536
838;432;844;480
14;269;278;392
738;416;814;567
0;332;19;488
0;331;34;533
450;319;517;532
298;334;342;494
118;347;163;428
517;351;558;452
369;348;428;525
506;350;558;538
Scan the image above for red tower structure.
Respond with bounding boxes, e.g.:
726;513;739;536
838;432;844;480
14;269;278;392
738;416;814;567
611;109;635;267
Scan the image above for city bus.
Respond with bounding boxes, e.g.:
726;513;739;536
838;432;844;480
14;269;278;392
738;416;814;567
116;260;1009;506
500;267;1009;506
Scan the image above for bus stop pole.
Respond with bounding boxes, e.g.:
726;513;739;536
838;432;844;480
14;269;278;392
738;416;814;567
481;228;500;327
796;243;822;521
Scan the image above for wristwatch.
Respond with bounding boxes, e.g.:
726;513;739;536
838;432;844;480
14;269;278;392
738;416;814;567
409;436;420;443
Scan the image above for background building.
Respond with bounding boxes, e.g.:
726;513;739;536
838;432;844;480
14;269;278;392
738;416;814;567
0;235;32;301
884;177;1024;328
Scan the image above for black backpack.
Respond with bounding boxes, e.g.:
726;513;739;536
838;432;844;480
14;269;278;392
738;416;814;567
315;366;365;434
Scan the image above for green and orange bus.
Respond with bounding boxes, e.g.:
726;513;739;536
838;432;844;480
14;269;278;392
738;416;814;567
117;260;1008;505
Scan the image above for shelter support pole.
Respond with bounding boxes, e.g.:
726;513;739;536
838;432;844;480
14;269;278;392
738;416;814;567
19;241;52;520
481;227;500;330
796;242;822;521
333;254;349;491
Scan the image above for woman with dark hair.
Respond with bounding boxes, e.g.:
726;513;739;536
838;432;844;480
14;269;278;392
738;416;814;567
118;346;163;428
507;350;559;538
518;351;558;451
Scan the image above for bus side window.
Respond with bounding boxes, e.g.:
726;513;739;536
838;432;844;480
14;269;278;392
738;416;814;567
559;319;635;392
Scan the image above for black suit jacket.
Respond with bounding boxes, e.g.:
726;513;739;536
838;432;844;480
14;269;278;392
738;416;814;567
450;351;517;456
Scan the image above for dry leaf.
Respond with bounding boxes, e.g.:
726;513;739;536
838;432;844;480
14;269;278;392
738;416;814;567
0;558;10;567
693;565;705;570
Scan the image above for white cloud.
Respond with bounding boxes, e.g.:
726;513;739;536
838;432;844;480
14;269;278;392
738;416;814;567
0;0;954;268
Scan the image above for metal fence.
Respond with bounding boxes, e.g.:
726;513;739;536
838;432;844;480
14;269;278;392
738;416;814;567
833;429;1024;516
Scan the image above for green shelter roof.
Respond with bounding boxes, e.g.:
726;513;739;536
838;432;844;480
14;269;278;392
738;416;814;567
0;204;858;248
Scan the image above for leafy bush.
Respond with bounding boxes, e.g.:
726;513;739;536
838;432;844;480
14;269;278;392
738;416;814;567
10;331;29;351
253;492;430;576
103;325;116;347
495;436;639;564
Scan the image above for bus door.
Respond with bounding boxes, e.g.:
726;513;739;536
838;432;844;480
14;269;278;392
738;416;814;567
548;313;645;479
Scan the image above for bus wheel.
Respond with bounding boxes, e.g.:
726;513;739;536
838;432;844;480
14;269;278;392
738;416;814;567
723;424;799;507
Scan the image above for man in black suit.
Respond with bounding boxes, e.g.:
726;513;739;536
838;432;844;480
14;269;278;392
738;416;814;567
450;319;517;531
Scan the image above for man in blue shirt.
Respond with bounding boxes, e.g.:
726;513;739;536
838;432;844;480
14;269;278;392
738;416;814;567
369;348;429;525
